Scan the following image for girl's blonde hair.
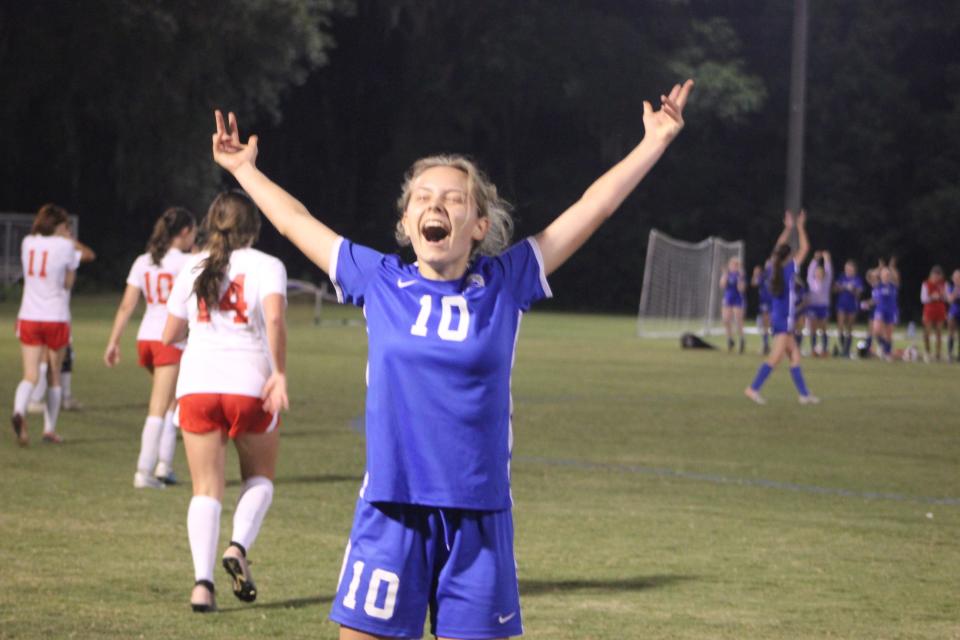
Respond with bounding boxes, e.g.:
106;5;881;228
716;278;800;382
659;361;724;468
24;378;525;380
395;155;513;257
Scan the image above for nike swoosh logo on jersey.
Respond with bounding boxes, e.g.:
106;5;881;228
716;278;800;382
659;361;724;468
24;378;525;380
397;279;417;288
497;612;517;624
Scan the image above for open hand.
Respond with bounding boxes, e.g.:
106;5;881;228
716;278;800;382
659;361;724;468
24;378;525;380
642;79;694;145
261;372;289;415
212;110;259;174
104;343;120;367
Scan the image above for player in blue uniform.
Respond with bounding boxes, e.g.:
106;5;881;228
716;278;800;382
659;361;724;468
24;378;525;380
211;79;693;639
745;211;819;405
720;257;746;353
948;269;960;362
751;261;773;354
864;259;900;360
833;260;864;358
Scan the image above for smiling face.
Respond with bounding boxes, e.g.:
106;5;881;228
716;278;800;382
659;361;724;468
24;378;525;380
400;165;489;280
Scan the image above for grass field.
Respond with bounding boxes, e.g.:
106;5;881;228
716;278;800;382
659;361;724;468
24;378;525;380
1;295;958;639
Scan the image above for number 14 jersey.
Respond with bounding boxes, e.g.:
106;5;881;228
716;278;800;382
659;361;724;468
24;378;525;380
331;237;552;511
167;248;287;399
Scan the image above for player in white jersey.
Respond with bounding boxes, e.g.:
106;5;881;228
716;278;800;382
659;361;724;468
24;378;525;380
162;192;288;613
11;204;82;446
211;75;692;640
104;207;197;488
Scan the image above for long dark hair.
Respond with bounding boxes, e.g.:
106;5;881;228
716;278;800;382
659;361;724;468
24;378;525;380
146;207;196;266
769;243;793;297
31;203;69;236
193;192;260;311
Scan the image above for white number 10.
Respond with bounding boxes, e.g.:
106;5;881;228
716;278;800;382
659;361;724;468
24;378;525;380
410;295;470;342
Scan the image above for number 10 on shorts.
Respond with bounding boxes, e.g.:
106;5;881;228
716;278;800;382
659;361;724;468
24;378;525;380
342;559;400;620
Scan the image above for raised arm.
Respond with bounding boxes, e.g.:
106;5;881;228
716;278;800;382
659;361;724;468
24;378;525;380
260;293;288;414
534;80;693;276
213;111;339;274
104;284;142;366
794;210;810;265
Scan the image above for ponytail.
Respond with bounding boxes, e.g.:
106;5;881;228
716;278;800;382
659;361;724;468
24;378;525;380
769;243;792;297
193;192;261;311
146;207;196;266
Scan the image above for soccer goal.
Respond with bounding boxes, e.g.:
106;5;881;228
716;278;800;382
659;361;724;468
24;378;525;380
0;212;80;288
637;229;744;338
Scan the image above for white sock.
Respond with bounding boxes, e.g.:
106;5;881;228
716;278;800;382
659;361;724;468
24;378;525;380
157;410;178;469
43;386;62;434
14;380;35;416
61;371;72;400
30;364;48;403
137;416;164;474
187;495;222;583
231;476;274;552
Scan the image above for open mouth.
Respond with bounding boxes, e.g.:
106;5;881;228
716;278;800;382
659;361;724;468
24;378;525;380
420;219;451;243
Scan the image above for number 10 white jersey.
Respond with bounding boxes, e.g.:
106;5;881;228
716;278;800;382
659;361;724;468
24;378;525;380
125;248;190;341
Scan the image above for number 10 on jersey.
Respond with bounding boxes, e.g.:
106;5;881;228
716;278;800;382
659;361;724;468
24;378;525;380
410;294;469;342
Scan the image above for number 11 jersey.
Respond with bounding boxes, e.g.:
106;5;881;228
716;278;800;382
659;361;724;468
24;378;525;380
331;236;552;511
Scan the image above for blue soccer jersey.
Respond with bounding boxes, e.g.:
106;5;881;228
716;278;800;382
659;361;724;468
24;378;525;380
330;236;551;510
769;259;798;334
723;271;744;307
759;265;773;307
873;282;898;314
835;274;864;313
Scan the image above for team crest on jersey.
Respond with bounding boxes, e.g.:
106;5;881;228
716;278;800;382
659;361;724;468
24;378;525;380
466;274;486;289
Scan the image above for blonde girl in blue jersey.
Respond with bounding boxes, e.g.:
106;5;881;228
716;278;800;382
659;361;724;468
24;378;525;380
211;78;693;640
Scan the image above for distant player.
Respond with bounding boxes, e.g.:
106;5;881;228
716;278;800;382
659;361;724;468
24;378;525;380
28;227;95;413
212;76;692;639
833;259;864;358
805;250;833;356
864;259;900;361
163;192;287;613
947;270;960;362
720;256;746;353
920;265;948;362
745;211;819;405
11;204;82;445
104;207;197;488
751;261;773;354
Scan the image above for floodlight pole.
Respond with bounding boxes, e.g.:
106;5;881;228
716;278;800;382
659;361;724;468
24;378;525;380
785;0;809;224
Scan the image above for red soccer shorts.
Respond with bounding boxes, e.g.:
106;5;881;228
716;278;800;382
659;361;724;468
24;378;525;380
923;303;947;324
178;393;279;439
137;340;183;371
16;320;70;350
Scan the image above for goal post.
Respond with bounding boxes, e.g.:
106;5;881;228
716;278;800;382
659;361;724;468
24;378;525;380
637;229;745;338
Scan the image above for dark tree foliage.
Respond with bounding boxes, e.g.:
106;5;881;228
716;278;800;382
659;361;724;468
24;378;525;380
2;1;957;318
0;0;344;283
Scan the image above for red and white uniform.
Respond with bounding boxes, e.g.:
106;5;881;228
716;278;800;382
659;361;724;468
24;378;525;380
16;234;81;349
126;248;190;369
921;279;947;324
167;248;287;437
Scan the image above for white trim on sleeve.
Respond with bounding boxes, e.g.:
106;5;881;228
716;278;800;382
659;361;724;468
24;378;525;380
329;236;345;303
526;236;553;299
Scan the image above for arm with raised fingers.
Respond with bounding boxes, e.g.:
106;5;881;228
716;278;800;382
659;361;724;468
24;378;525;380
534;80;693;276
212;110;339;274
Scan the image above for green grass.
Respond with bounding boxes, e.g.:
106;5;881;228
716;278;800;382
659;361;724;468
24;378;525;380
1;295;958;639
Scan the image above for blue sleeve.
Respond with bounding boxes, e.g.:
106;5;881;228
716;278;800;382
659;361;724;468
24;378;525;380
329;237;385;307
493;238;552;310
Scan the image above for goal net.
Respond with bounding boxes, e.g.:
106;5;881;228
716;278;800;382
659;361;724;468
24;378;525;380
637;229;744;338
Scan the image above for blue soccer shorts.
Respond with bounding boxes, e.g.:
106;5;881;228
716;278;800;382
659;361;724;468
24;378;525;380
329;498;523;639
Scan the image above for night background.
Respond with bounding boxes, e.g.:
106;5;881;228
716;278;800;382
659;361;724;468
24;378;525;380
2;0;959;317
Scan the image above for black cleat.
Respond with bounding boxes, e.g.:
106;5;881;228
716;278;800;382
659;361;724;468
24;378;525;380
11;413;28;447
222;542;257;602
